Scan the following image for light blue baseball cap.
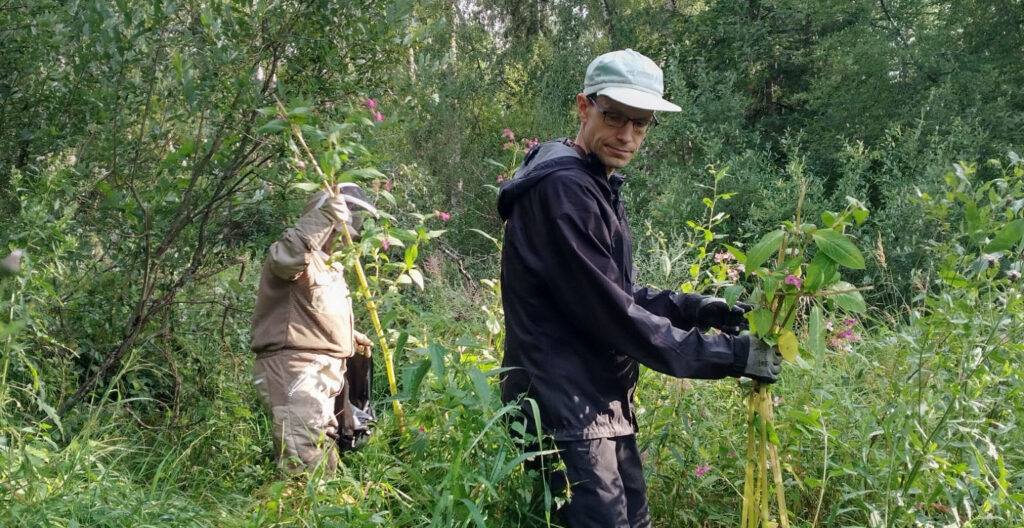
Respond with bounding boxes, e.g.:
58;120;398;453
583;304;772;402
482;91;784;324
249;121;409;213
583;49;681;112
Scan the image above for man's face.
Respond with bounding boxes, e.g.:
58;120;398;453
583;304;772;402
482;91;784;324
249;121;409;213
575;94;655;174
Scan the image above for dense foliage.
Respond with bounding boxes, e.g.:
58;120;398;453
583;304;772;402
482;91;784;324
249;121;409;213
2;1;1022;526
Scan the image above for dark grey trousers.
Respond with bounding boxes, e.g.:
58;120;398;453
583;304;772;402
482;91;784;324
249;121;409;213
554;435;652;528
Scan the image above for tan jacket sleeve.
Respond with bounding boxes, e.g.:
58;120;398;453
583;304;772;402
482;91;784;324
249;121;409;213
268;208;335;280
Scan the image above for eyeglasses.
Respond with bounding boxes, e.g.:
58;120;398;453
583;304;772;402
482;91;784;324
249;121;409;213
587;96;658;132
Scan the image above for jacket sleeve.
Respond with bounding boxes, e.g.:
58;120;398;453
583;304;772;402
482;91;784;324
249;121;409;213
536;176;748;379
632;285;706;331
267;207;335;281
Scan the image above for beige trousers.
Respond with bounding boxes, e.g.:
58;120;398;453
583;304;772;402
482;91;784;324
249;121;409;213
252;350;347;474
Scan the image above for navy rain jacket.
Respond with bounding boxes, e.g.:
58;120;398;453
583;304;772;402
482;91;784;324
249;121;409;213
498;138;751;441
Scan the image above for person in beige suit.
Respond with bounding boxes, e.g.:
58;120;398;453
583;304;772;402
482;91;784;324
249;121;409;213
250;183;375;474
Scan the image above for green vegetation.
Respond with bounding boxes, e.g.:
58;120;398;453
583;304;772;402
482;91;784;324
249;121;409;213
2;1;1022;526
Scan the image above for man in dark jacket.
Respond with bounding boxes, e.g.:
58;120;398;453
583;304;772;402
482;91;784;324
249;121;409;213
497;49;783;527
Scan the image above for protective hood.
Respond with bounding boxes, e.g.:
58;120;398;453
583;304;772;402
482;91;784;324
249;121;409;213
497;139;591;220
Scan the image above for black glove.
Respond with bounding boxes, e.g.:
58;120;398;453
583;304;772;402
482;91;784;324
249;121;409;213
696;297;752;335
743;337;782;384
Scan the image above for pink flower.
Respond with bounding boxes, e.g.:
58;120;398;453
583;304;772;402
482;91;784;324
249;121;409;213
728;450;736;458
502;128;515;140
525;138;539;151
503;141;514;150
727;268;740;281
297;161;306;170
843;318;857;326
364;98;378;109
384;182;393;191
825;321;834;331
695;465;711;478
714;251;735;263
381;237;391;251
372;182;380;191
784;274;803;289
373;111;385;122
436;210;451;222
497;174;505;183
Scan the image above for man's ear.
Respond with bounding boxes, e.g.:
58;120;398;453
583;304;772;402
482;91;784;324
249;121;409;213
576;93;589;123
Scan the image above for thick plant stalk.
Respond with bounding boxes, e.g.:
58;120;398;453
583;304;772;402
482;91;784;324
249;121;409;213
742;390;758;528
758;388;770;524
276;98;404;421
767;395;791;528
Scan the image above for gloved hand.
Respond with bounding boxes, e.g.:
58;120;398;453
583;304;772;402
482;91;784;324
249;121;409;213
320;194;352;229
354;331;373;357
743;337;782;384
696;297;753;335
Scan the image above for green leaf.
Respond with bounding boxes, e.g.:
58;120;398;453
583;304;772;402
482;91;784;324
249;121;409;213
404;244;418;268
812;229;865;269
804;252;838;291
290;182;320;192
821;211;836;228
985;219;1024;252
408;268;424;290
829;281;866;313
341;167;387;181
256;119;288;134
749;308;774;338
808;305;825;367
723;284;744;307
778;330;798;362
746;230;785;271
723;244;747;264
853;209;869;225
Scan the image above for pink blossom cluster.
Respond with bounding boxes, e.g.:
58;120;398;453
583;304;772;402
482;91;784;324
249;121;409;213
501;128;539;152
714;251;745;281
784;274;803;289
827;317;861;352
365;98;385;121
435;210;451;222
694;465;711;478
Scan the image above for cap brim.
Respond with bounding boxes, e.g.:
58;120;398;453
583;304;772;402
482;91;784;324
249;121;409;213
598;87;682;112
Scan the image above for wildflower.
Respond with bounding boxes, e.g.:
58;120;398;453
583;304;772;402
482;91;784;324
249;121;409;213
373;111;385;122
502;128;515;140
727;268;740;281
436;210;451;222
1007;270;1021;282
384;182;393;191
728;450;736;458
784;274;803;289
825;321;834;331
496;174;504;183
502;141;514;150
1;249;23;276
843;318;857;326
714;251;734;263
364;98;378;109
837;328;854;340
695;465;711;478
381;237;391;251
297;161;306;170
372;182;380;191
525;138;539;151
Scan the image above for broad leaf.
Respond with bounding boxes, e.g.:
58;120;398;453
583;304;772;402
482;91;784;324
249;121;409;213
829;281;866;313
812;229;865;269
985;219;1024;252
746;230;785;271
778;329;798;362
808;305;825;367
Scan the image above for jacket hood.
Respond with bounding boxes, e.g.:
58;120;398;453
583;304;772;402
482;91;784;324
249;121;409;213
497;139;592;220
